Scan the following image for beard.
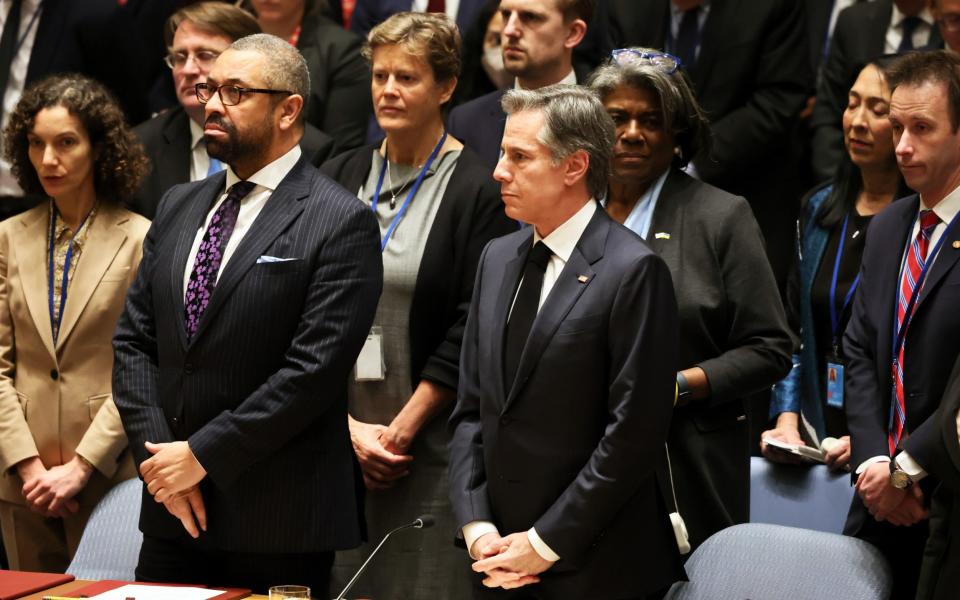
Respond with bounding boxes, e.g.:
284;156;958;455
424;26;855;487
204;113;273;167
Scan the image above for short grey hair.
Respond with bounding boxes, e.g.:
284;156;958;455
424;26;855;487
587;47;710;166
501;84;614;199
229;34;310;108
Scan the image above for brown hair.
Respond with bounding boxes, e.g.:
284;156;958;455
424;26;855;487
555;0;595;23
363;12;461;83
885;50;960;131
2;74;150;202
164;2;261;48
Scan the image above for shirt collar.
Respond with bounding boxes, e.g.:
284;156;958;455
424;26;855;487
513;70;577;90
224;144;302;193
533;200;596;262
891;5;934;28
922;183;960;226
189;118;205;150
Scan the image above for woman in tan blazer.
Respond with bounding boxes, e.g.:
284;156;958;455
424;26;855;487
0;75;151;572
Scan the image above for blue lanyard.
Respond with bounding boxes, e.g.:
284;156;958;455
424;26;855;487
372;131;446;252
47;203;93;343
828;214;861;351
891;208;960;361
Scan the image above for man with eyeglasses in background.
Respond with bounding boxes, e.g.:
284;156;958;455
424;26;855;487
934;0;960;53
112;33;382;595
131;2;334;220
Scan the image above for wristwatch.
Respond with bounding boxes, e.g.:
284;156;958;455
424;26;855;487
890;460;914;489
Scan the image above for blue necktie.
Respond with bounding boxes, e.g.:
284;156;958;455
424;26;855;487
675;7;701;70
898;16;923;52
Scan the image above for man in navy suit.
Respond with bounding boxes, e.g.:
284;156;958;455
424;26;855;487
843;50;960;600
448;84;683;599
112;34;382;595
447;0;592;168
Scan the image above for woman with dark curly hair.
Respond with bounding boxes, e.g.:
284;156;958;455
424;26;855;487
0;74;150;572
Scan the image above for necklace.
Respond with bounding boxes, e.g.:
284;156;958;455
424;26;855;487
384;155;420;210
382;132;445;209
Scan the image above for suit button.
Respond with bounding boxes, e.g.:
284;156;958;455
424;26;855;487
500;416;513;426
50;369;58;381
171;417;179;425
184;363;194;374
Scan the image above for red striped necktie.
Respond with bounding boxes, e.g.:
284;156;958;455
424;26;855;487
889;209;940;454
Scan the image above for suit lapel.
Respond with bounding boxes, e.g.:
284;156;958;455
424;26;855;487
159;109;192;190
55;204;128;350
503;209;607;412
10;207;56;361
187;162;310;345
494;233;531;408
867;0;893;55
25;0;64;83
646;169;686;255
169;173;226;350
879;197;919;361
690;0;728;91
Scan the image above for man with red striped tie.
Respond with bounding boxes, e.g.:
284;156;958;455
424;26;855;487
843;50;960;600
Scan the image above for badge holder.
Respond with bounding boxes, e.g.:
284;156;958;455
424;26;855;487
355;326;386;381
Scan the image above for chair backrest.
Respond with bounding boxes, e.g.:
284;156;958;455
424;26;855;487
749;456;854;534
665;523;892;600
66;478;143;581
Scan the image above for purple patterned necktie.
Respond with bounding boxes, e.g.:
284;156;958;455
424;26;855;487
184;180;255;339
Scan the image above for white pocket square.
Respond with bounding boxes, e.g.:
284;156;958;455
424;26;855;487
256;255;300;264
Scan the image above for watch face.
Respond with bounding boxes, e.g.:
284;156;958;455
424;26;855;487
891;469;911;489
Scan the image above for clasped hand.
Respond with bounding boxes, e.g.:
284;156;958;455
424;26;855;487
141;441;208;537
856;462;928;526
470;532;554;590
348;417;413;490
18;456;92;518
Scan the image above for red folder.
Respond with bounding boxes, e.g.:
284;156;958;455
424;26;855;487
65;580;249;599
0;570;75;600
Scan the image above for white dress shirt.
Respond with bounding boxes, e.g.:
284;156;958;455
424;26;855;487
182;145;302;296
0;0;42;196
463;200;597;563
855;184;960;481
884;5;935;54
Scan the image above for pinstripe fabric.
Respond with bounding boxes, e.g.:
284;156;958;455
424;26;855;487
113;157;383;553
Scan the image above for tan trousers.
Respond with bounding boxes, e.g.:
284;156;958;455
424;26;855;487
0;498;95;572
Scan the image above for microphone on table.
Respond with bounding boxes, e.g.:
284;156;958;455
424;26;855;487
333;514;435;600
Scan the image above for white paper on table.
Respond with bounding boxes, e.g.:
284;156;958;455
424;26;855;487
88;584;223;600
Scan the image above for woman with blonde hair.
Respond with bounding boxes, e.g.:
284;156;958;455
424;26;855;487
322;11;514;597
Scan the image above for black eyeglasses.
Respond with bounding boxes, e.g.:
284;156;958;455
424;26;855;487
195;83;293;106
610;49;682;74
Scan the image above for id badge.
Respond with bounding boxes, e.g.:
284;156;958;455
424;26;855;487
355;326;386;381
825;358;845;409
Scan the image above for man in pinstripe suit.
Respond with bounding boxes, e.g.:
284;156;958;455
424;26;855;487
112;34;382;595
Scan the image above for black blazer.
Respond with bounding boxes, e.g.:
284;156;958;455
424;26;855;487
650;170;793;548
25;0;152;123
113;157;383;553
844;195;960;534
912;357;960;600
131;107;336;219
598;0;812;287
811;0;943;182
320;144;515;390
298;13;372;154
448;206;684;598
